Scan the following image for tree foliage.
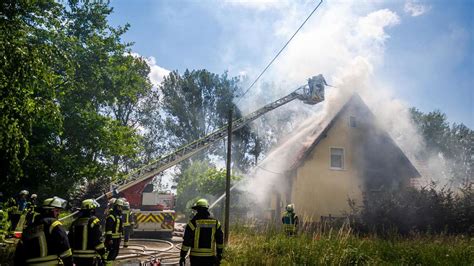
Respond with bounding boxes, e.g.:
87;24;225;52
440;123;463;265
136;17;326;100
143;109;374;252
0;0;153;198
160;69;258;172
410;108;473;185
175;161;241;213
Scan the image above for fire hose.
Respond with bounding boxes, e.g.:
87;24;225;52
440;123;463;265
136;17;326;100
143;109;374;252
116;239;186;265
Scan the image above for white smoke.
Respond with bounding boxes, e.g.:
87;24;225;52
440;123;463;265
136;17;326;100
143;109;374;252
230;1;449;205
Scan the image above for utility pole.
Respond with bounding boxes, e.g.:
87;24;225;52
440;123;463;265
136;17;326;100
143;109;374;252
224;109;232;245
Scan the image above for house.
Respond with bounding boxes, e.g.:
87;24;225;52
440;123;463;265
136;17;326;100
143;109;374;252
265;93;420;222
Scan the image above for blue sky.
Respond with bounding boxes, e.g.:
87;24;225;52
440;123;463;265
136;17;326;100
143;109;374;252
108;0;473;128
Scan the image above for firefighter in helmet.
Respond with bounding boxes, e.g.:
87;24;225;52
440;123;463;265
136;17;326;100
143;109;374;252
25;193;39;226
105;198;124;262
282;203;299;236
180;198;224;266
122;200;135;248
68;199;107;265
15;196;73;265
6;190;29;234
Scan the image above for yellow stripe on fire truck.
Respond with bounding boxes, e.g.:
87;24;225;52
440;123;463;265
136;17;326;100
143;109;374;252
135;213;175;223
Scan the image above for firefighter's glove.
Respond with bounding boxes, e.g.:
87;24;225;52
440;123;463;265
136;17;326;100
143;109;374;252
179;257;186;266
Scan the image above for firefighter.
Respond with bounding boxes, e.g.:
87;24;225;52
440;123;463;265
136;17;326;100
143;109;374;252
282;203;299;236
180;198;224;266
15;196;73;265
122;201;135;248
6;190;29;234
68;199;108;266
105;197;124;262
25;193;39;226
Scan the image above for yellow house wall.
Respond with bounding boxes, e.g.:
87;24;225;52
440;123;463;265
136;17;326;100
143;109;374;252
291;106;364;222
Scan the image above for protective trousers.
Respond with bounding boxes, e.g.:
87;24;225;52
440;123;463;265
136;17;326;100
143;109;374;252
106;238;121;261
123;226;132;247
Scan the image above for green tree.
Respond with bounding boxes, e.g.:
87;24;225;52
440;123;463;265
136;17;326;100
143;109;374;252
0;0;65;190
1;0;151;198
160;70;255;172
176;161;241;215
410;108;473;185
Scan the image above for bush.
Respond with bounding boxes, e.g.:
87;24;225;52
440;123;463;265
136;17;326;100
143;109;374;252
350;183;473;236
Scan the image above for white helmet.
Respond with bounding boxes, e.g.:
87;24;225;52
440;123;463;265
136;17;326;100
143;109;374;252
286;204;295;212
42;197;67;209
124;201;130;210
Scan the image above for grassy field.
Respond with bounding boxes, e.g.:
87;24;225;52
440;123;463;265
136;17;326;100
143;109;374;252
223;226;473;265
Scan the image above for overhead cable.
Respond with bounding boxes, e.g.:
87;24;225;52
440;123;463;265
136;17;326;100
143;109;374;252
237;0;324;103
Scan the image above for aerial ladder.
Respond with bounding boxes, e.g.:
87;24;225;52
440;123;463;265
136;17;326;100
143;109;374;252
107;74;326;200
60;74;326;228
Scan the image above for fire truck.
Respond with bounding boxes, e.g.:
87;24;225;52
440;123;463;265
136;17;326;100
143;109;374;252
123;182;177;235
97;74;327;236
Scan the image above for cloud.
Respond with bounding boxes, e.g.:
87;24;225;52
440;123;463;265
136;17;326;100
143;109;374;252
129;52;170;87
222;0;286;11
404;0;431;17
145;56;170;87
356;9;400;41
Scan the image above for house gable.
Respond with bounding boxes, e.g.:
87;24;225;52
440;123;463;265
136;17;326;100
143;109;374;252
287;94;420;221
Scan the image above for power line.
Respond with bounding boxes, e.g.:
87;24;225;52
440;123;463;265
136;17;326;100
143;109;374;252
237;0;324;103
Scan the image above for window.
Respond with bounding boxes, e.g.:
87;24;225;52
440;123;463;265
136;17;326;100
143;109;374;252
330;148;344;169
350;116;356;127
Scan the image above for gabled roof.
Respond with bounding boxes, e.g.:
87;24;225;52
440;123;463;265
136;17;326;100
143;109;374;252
286;93;421;178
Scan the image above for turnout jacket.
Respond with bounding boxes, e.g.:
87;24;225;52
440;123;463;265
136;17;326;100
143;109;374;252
68;213;106;260
181;211;224;258
122;209;135;227
105;211;123;241
282;211;299;233
15;215;73;265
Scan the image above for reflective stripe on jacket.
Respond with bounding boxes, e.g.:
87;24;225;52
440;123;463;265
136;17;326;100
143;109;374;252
181;215;224;257
282;212;298;233
21;217;72;265
123;210;134;226
68;216;106;259
105;213;122;239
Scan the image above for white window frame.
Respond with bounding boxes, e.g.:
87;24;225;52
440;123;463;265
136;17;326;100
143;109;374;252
330;147;345;170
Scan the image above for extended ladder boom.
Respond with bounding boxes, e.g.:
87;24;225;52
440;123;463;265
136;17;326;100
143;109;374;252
114;91;301;193
104;74;326;198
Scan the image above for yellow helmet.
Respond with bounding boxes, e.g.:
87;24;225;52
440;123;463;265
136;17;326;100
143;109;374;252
42;197;67;209
192;198;209;210
19;190;29;196
81;199;100;210
114;198;125;208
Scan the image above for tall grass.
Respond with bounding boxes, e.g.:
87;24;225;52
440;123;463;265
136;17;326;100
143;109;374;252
223;224;473;265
